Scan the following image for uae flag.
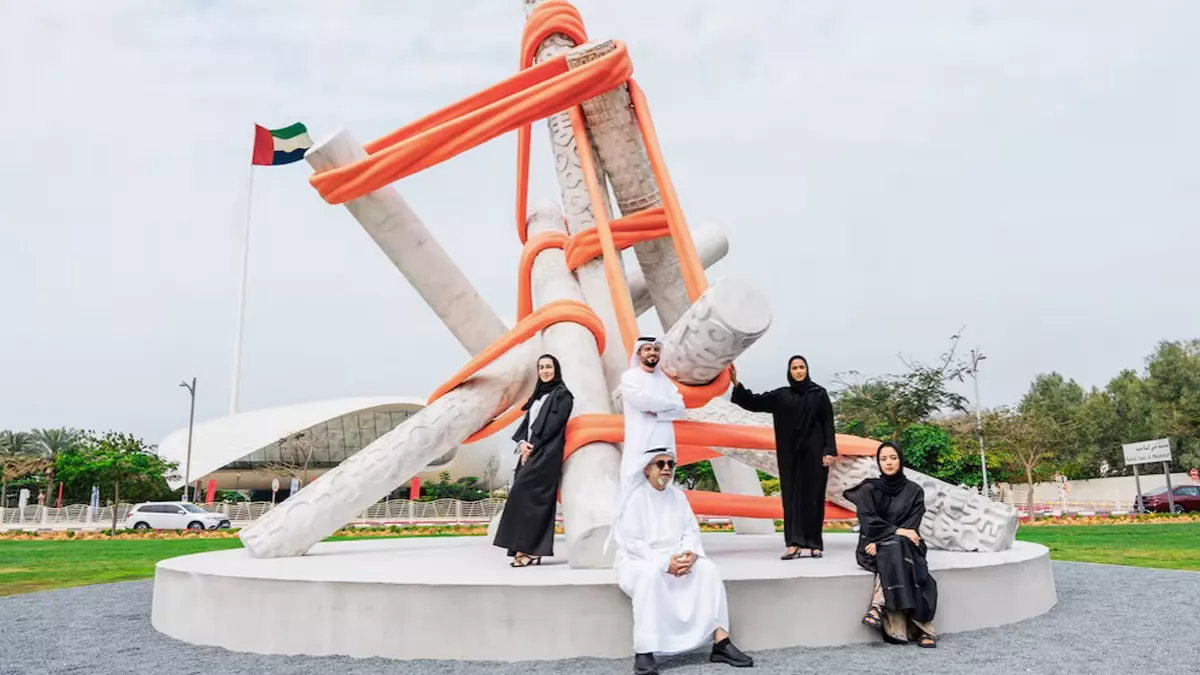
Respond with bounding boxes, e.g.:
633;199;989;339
252;122;312;166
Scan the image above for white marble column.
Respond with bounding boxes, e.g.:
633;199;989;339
629;222;727;317
526;201;622;567
305;130;508;356
527;16;629;392
659;278;772;386
564;40;691;332
563;37;771;530
240;344;535;558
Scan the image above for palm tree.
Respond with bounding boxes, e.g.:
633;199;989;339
30;428;82;506
0;430;39;508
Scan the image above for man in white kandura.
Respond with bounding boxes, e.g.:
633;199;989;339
615;336;754;675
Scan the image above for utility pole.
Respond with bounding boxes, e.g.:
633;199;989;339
179;378;197;502
968;349;990;500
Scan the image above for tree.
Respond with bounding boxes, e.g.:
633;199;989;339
898;423;979;487
55;432;179;532
0;453;46;509
0;431;40;508
482;454;500;492
255;431;320;486
29;427;82;505
1144;340;1200;472
421;471;489;501
835;334;970;441
673;460;717;491
985;408;1075;516
1019;373;1087;477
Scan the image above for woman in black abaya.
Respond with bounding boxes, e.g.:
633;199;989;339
844;442;938;647
493;354;574;568
730;355;837;559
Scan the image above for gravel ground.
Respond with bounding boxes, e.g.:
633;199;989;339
1;562;1196;675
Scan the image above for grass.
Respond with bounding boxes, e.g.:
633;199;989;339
0;528;480;597
0;538;244;596
2;521;1197;597
1015;521;1200;572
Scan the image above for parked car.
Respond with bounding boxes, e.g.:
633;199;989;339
1133;485;1200;514
124;502;231;530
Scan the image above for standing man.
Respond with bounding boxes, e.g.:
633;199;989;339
615;337;754;674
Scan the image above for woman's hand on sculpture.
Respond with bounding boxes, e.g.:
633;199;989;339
865;542;877;556
728;364;738;386
822;455;835;468
896;528;921;546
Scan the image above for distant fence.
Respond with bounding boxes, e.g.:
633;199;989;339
0;498;510;529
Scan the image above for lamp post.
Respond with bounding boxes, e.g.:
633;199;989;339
967;349;990;500
179;378;197;502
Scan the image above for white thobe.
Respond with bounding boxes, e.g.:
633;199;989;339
618;366;687;503
614;484;730;655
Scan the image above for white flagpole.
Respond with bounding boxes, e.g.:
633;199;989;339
230;161;255;415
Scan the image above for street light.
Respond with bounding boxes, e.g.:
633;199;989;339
179;377;197;502
966;349;990;500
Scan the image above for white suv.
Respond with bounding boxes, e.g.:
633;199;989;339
124;502;230;531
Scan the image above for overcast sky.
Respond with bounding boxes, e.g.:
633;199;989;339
2;0;1197;444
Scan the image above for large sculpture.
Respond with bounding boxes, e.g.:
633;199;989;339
238;0;1018;563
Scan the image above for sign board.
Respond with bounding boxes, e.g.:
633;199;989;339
271;478;280;493
18;488;29;509
1191;468;1198;484
1122;438;1172;466
290;477;300;494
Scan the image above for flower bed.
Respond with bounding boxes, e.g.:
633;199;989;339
1021;511;1200;527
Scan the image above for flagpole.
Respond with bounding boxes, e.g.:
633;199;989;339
230;161;255;416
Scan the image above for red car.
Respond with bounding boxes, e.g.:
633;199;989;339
1134;485;1200;513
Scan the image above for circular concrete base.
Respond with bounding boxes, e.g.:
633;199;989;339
151;533;1055;661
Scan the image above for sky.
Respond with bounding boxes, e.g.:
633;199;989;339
2;0;1198;444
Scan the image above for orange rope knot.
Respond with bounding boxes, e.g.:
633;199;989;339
428;299;604;444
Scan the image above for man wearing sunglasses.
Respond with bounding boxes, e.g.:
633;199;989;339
613;338;754;674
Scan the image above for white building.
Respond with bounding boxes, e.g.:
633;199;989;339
156;397;512;499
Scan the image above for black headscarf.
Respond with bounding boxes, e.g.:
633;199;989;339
521;354;565;410
786;355;822;394
867;441;909;497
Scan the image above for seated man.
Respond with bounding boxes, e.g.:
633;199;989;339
613;448;754;675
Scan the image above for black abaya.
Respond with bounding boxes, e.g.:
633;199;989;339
492;385;574;557
730;378;836;550
843;478;938;623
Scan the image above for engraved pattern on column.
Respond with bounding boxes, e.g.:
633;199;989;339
239;345;534;558
660;283;770;386
565;41;690;331
534;30;628;392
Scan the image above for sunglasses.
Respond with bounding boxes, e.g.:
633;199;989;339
653;459;676;470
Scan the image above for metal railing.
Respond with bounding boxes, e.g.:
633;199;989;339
0;498;510;529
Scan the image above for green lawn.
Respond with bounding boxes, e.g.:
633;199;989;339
1015;521;1200;571
1;522;1196;597
0;538;245;596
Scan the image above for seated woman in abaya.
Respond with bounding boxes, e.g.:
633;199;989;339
492;354;574;568
843;442;938;647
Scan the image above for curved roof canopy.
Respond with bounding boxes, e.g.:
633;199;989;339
157;397;428;489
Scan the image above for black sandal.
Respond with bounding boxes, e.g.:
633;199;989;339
918;633;937;648
810;549;823;558
862;605;883;629
780;547;801;560
510;554;542;568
